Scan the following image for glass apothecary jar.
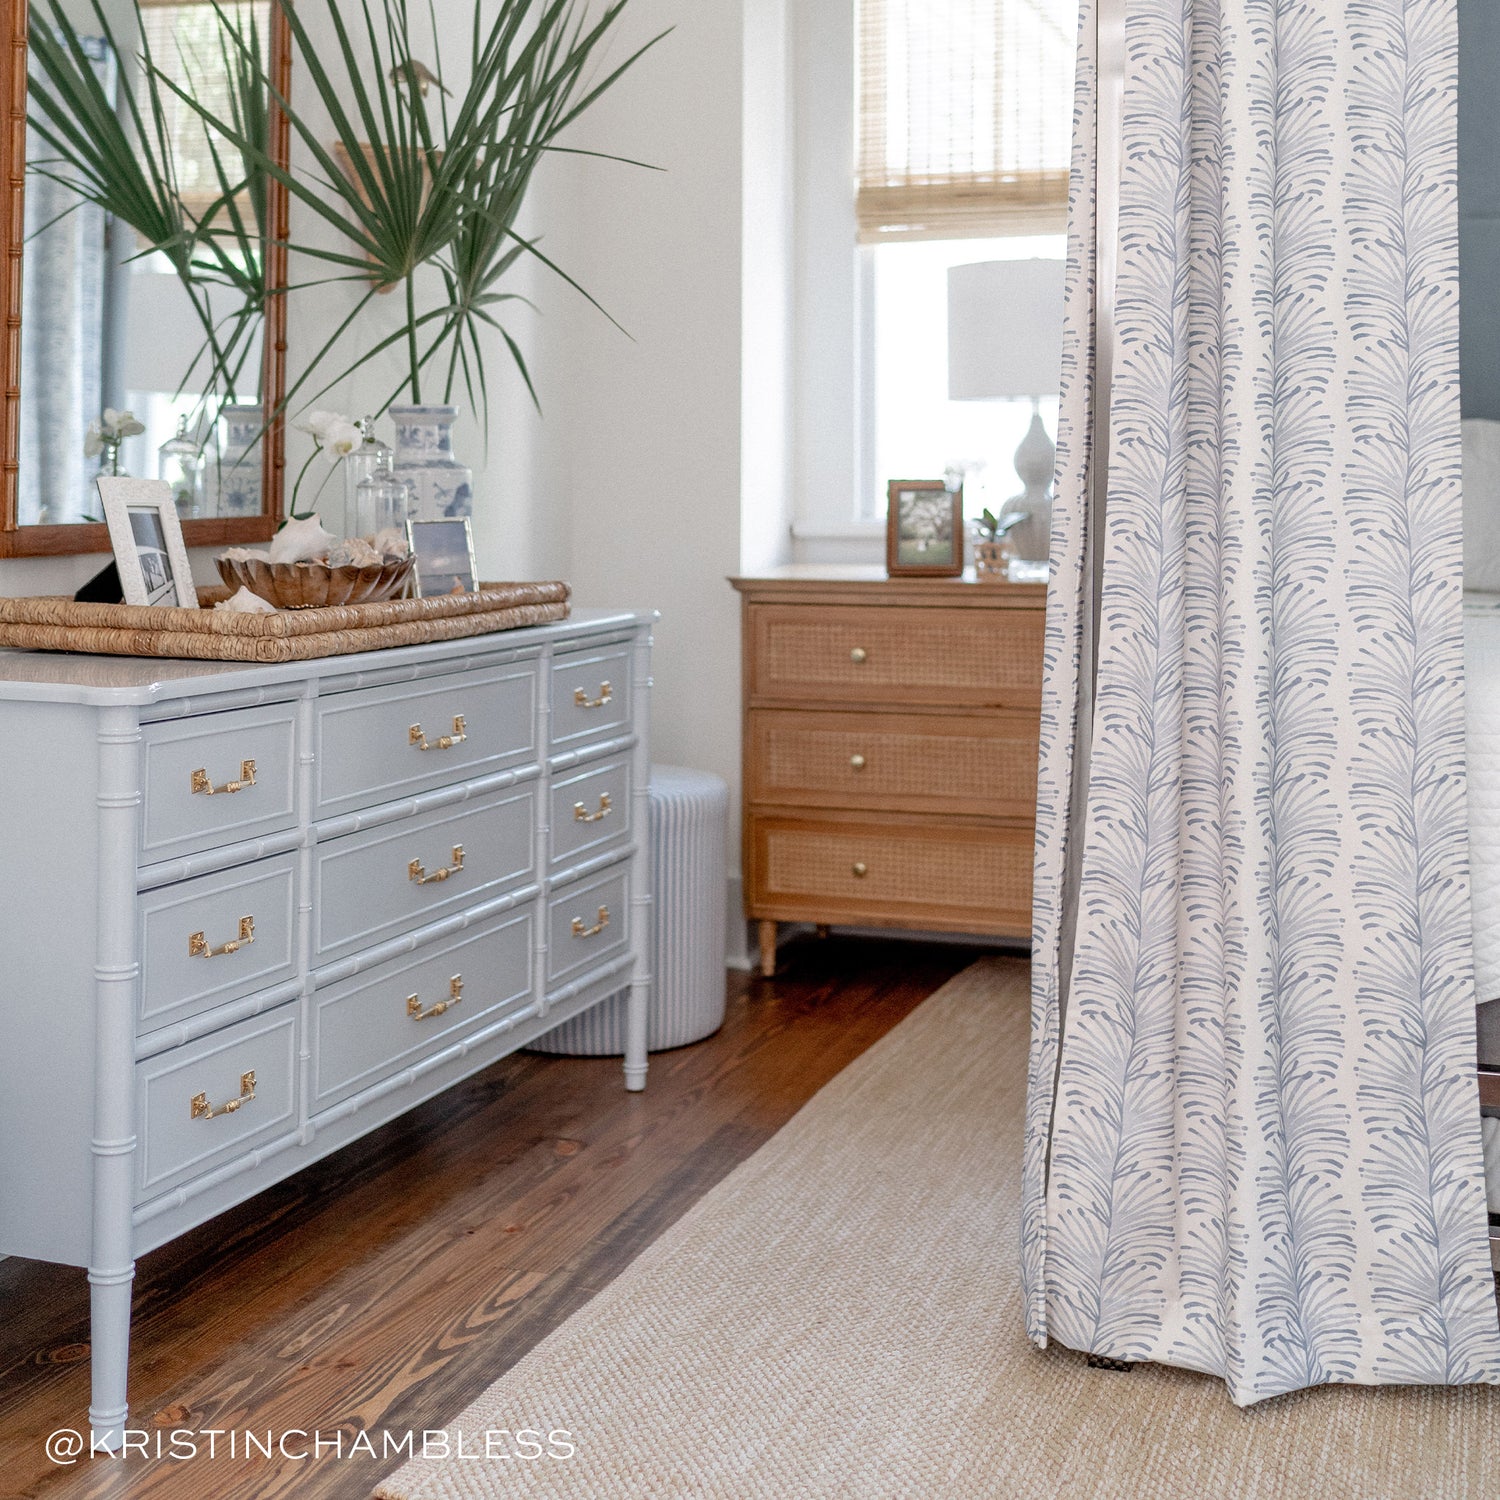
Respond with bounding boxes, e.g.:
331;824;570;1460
158;415;207;519
354;447;414;536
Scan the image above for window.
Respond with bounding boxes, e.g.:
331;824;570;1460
868;233;1063;521
855;0;1074;523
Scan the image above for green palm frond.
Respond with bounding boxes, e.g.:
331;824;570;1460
162;0;666;412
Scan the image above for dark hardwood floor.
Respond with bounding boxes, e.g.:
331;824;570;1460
0;934;999;1500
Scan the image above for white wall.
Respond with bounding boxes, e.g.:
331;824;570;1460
546;0;755;960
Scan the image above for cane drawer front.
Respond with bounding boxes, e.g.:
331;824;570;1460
550;644;633;750
547;864;630;990
748;604;1044;709
748;709;1039;819
549;756;632;870
750;815;1034;935
314;785;536;965
139;853;299;1033
140;702;299;864
136;1006;298;1201
312;906;535;1112
315;663;538;817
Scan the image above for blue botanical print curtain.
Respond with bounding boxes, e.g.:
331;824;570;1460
1024;0;1500;1404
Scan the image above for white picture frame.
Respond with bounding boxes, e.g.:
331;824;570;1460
407;517;478;597
97;477;199;609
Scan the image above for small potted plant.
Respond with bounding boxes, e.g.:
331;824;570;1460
972;506;1028;580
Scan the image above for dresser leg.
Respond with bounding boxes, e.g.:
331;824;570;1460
758;920;778;978
87;1262;134;1451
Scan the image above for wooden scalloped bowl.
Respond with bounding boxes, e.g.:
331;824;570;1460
216;554;415;610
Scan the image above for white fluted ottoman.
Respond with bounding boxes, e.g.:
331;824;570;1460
533;764;728;1054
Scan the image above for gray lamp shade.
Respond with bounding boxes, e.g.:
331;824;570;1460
947;258;1066;401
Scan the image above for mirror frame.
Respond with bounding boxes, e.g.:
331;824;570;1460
0;0;289;558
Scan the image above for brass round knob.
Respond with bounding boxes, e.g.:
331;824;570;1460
852;861;868;878
849;647;868;664
850;753;867;771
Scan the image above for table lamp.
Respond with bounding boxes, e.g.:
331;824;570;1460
947;258;1065;568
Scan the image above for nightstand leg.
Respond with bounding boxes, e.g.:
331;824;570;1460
758;919;778;978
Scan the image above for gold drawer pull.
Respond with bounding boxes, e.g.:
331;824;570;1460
849;647;868;665
409;845;465;885
191;760;256;796
849;754;867;771
410;715;467;752
408;975;463;1022
574;792;613;824
191;1070;256;1121
852;862;868;878
571;905;610;939
574;681;613;710
189;916;255;958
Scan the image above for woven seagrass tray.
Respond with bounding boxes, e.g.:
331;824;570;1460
0;581;570;664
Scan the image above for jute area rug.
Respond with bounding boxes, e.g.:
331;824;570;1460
378;957;1500;1500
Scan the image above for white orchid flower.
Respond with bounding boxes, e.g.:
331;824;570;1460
84;422;105;458
113;411;145;438
295;410;334;441
296;409;356;445
324;418;362;456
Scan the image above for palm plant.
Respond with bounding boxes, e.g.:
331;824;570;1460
171;0;665;420
26;0;270;410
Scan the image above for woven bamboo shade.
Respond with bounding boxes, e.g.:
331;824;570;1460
856;0;1075;242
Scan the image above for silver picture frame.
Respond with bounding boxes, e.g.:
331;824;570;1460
407;517;478;597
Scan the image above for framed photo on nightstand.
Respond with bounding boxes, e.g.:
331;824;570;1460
886;480;963;577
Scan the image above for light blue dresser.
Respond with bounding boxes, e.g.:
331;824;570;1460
0;609;653;1448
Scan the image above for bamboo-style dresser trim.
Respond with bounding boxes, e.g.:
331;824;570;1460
0;609;653;1450
731;568;1045;976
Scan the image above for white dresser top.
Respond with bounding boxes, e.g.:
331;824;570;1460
0;608;653;706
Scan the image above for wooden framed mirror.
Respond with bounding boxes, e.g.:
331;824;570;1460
0;0;289;558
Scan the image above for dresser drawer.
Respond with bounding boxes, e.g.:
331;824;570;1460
140;703;299;864
748;604;1044;709
316;663;538;817
551;644;633;749
314;786;536;964
549;757;632;871
748;815;1033;936
139;853;299;1033
748;709;1039;818
547;864;630;990
312;907;534;1111
136;1006;298;1201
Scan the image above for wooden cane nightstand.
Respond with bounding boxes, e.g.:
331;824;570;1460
730;567;1046;976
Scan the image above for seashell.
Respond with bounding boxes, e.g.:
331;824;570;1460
268;515;337;564
213;585;277;614
327;536;383;568
372;527;410;560
219;546;271;563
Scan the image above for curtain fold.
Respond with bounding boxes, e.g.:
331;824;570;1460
1024;0;1500;1405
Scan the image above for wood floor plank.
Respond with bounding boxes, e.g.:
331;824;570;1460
0;936;990;1500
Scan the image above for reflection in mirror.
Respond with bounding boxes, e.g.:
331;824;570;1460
17;0;281;533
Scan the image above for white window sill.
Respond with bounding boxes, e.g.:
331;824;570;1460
790;521;885;540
